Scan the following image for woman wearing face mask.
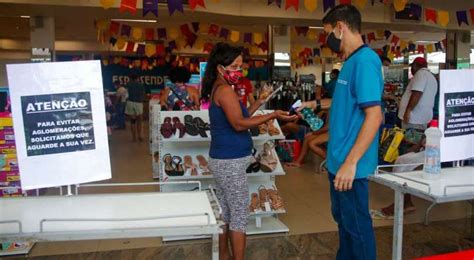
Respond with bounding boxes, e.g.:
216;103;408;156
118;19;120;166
202;43;297;260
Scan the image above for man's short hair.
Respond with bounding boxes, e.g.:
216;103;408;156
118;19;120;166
322;4;362;33
380;56;392;64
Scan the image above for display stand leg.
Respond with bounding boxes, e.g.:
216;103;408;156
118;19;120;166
256;216;262;228
468;200;474;242
212;233;219;260
66;185;73;196
423;202;436;226
393;190;404;260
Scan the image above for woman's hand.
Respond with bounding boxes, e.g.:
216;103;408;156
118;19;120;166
272;110;298;122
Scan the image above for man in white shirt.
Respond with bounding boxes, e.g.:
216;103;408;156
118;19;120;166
114;81;128;129
398;57;438;130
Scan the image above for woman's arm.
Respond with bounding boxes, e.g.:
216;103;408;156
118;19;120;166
188;87;201;110
247;99;264;116
216;85;296;131
160;87;170;109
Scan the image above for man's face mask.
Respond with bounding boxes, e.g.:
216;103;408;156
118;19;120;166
326;27;343;53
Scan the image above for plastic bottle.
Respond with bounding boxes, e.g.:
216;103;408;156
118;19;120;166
423;120;442;179
291;100;324;131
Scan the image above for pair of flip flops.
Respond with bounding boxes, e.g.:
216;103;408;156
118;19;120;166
163;154;185;176
184;115;209;138
161;117;186;138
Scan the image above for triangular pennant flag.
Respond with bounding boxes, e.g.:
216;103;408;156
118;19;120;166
408;43;416;52
434;42;442;52
157;28;167;39
116;37;127;49
199;23;209;33
425;8;437;23
391;35;400;45
145;28;155;41
180;24;194;39
354;0;367;10
367;32;376;42
203;42;214;53
307;29;318;40
470;9;474;25
189;0;206;11
219;28;230;40
313;48;320;56
168;27;179;40
143;0;158;17
145;43;156;57
126;41;135;53
208;24;220;37
426;44;434;53
384;30;392;39
253;33;263;45
121;24;131;37
109;37;117;46
168;40;177;51
268;0;282;8
318;33;327;45
376;30;384;39
295;26;310;36
156;44;165;55
136;44;145;55
438;10;450;27
192;22;200;33
393;0;407;12
109;21;120;35
411;4;422;18
258;41;269;52
321;47;332;57
323;0;335;12
185;34;198;48
304;0;318;12
131;27;143;40
456;10;469;26
230;31;240;43
120;0;137;14
168;0;184;15
399;40;408;50
417;45;425;54
286;0;299;11
243;33;253;44
100;0;116;9
340;0;351;4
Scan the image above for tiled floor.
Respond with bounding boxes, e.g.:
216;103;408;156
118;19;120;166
25;124;473;257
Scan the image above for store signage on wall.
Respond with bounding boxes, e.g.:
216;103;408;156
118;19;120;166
6;61;111;190
439;70;474;162
101;64;171;92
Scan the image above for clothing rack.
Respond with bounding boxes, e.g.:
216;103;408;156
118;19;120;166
262;80;316;111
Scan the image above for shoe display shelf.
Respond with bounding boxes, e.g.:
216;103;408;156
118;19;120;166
151;107;289;236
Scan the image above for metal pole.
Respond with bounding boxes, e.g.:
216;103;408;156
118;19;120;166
393;190;404;260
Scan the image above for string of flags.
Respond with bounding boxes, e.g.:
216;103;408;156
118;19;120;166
97;20;269;57
101;0;210;16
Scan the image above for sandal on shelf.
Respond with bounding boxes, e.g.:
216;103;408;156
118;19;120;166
249;193;260;213
163;154;176;176
266;119;281;136
171;156;185;176
267;185;285;211
246;148;261;173
184;115;199;136
193;117;209;138
183;155;198;176
160;117;174;138
172;117;186;138
258;123;268;135
250;127;259;137
258;185;269;211
196;155;211;175
259;142;278;173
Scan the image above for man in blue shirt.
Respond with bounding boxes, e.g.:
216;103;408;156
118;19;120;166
300;4;383;260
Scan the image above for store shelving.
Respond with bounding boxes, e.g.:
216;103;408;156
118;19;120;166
151;107;289;237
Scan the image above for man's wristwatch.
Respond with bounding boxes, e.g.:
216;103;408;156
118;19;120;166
315;99;322;113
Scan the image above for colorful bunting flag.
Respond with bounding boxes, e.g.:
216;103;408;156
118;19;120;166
253;33;264;45
295;26;310;36
192;22;200;33
203;42;214;53
393;0;407;12
208;24;220;37
471;9;474;25
456;10;469;26
411;4;422;19
189;0;206;11
145;43;156;57
219;28;230;40
109;37;117;46
168;40;177;51
136;44;145;55
425;8;437;24
143;0;158;16
180;24;194;39
426;44;434;53
120;0;137;14
438;10;450;27
268;0;282;8
100;0;116;9
156;44;165;55
399;40;408;50
367;32;376;43
391;35;400;45
417;45;425;54
354;0;367;10
168;0;184;15
323;0;335;12
109;21;120;35
307;29;318;40
376;30;384;39
168;27;179;40
244;33;253;44
313;48;320;57
131;27;143;40
121;24;131;37
384;30;392;39
340;0;351;5
258;41;269;52
157;28;167;39
318;33;327;45
434;42;442;52
408;43;416;52
116;37;127;49
304;0;318;12
145;28;155;41
230;31;240;43
126;41;135;53
285;0;299;11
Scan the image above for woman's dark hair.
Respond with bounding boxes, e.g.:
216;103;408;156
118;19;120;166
169;66;191;84
201;43;242;101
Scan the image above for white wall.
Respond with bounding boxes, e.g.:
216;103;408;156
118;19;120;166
0;51;30;86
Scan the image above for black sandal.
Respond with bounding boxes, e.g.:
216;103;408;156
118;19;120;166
193;117;208;138
163;154;176;176
246;148;261;173
184;115;199;136
172;156;185;176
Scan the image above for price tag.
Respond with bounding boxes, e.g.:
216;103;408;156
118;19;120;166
264;201;271;212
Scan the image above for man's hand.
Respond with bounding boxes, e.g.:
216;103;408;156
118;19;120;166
403;109;411;123
334;162;357;191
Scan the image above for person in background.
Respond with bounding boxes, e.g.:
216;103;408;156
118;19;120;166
235;59;256;107
114;80;128;129
125;74;145;142
161;66;200;111
323;69;339;98
380;56;399;106
299;5;383;259
201;43;297;260
398;57;438;131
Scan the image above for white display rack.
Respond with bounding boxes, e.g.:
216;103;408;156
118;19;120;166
151;107;289;236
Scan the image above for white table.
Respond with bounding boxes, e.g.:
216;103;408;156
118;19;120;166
0;182;222;259
370;166;474;260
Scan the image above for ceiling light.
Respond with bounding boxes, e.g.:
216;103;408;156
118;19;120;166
20;16;30;19
391;31;415;34
111;18;157;23
416;40;437;44
309;26;324;29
